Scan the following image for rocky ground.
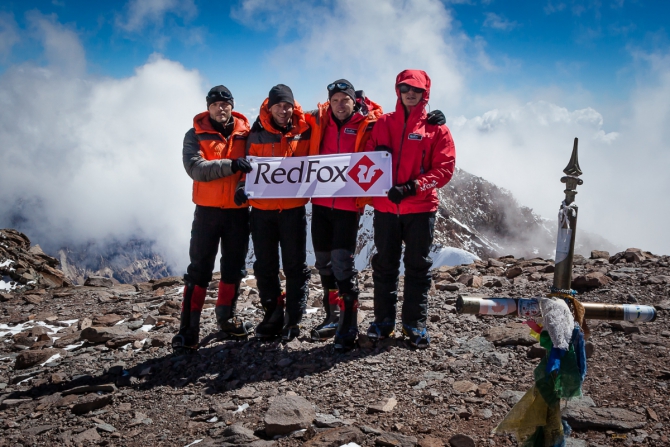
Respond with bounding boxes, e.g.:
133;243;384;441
1;244;669;447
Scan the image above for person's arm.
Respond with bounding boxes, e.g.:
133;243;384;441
182;129;235;182
413;125;456;197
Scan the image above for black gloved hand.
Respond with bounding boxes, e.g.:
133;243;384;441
375;145;393;154
427;110;446;126
233;185;248;206
387;180;417;204
231;158;252;174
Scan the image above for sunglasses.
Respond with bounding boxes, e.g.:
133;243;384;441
398;84;425;94
327;82;352;91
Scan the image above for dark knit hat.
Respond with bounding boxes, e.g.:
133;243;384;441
327;79;356;102
206;85;234;108
267;84;295;109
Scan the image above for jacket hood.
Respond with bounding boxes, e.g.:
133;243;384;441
259;97;309;136
394;69;430;118
194;110;250;135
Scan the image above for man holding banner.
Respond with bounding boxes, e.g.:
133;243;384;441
234;84;315;342
172;85;254;354
306;80;383;350
365;69;456;349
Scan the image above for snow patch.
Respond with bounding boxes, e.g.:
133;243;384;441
430;246;480;268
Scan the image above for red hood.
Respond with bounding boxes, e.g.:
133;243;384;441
394;69;431;118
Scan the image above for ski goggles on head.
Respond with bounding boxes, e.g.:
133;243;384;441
327;81;353;91
207;90;233;102
398;83;425;94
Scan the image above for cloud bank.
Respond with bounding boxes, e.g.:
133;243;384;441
0;12;202;272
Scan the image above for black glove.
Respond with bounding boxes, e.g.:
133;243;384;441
375;145;393;154
234;185;248;206
427;110;446;126
231;158;252;174
387;180;417;204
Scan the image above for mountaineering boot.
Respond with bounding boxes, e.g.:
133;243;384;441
255;293;285;339
215;281;253;338
172;281;207;354
333;292;359;351
402;324;430;349
366;318;396;342
282;304;304;343
310;289;341;341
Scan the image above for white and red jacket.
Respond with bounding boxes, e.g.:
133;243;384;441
365;69;456;214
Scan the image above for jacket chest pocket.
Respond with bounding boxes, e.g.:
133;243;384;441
206;141;226;158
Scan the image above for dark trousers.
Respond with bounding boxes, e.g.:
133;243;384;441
186;206;249;287
371;210;435;329
311;204;360;295
250;206;309;322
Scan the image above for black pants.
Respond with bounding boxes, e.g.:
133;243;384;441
311;204;360;295
250;206;310;322
186;206;249;287
371;210;435;329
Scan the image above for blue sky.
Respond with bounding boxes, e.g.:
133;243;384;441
1;0;669;268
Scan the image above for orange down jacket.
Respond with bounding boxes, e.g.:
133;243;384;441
183;111;250;209
245;99;316;211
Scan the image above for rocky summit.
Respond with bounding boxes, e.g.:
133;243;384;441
1;243;669;446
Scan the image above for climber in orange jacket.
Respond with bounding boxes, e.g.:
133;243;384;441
234;84;315;342
172;85;254;354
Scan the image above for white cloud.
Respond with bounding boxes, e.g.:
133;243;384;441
116;0;196;33
483;12;518;31
232;0;466;114
0;12;19;59
26;11;86;75
0;19;206;272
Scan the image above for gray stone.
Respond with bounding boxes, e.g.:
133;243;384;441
448;433;475;447
376;432;418;447
24;424;55;436
80;326;132;343
305;426;365;447
220;423;258;444
96;423;116;433
264;395;316;436
73;428;101;443
484;324;537;346
15;348;64;370
485;351;509;367
565;438;587;447
84;276;113;288
367;397;397;413
62;384;117;395
499;390;525;406
71;394;113;415
314;413;351;428
564;395;596;409
460;336;495;354
562;406;646;431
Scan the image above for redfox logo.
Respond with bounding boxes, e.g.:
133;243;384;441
347;155;383;192
357;165;380;183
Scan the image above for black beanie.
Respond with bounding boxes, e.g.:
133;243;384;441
328;79;356;102
267;84;295;109
206;85;234;108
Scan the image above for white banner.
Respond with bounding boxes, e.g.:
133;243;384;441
245;152;392;199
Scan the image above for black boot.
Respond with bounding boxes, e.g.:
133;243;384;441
311;276;341;341
282;308;303;343
334;292;359;351
255;293;285;339
172;281;207;354
215;281;253;338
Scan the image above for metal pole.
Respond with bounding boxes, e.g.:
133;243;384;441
553;138;583;290
456;296;657;322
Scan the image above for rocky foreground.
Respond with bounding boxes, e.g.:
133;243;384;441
1;244;669;447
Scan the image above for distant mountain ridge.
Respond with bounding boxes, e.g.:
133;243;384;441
3;168;619;284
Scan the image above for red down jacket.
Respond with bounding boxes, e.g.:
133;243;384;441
365;69;456;214
309;94;383;212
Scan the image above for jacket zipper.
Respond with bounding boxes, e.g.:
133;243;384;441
394;121;408;216
332;128;342;210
